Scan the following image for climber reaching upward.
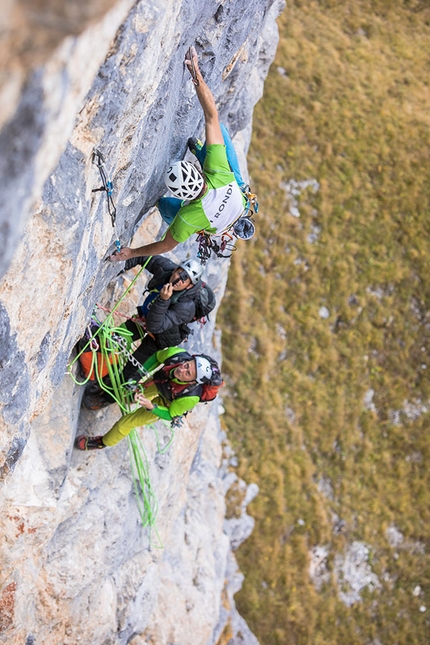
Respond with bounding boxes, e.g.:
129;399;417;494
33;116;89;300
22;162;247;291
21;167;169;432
110;46;248;263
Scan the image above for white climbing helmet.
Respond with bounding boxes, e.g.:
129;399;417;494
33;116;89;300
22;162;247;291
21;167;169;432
165;161;204;200
195;356;212;384
180;258;203;285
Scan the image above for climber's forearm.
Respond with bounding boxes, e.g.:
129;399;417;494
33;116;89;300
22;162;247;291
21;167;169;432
194;71;224;146
110;231;178;262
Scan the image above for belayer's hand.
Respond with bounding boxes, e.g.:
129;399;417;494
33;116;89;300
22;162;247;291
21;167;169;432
159;283;174;300
134;392;154;410
110;247;133;262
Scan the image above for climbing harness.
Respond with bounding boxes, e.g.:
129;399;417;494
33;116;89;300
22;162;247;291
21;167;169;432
196;230;236;265
92;148;121;254
185;46;199;86
196;186;259;264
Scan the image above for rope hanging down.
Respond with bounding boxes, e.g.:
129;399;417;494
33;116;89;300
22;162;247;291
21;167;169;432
68;259;173;545
71;312;171;546
92;148;121;254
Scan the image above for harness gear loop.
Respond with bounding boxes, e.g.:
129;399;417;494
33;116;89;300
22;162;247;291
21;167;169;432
195;185;258;264
92;147;121;253
196;231;237;264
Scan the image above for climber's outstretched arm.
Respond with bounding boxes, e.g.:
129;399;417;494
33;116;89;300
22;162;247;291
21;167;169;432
185;46;224;146
110;229;178;262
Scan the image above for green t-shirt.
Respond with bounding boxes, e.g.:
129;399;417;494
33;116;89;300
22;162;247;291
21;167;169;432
168;144;246;243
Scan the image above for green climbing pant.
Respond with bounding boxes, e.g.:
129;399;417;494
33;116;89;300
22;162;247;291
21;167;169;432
102;385;162;446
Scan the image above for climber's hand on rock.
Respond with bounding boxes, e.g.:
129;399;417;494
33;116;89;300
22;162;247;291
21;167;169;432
185;45;199;77
110;247;133;262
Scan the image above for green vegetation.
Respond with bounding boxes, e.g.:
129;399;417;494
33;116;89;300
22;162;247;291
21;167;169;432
218;1;430;643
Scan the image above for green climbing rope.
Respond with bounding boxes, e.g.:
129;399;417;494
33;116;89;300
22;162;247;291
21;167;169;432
127;429;163;546
67;257;150;379
68;257;175;544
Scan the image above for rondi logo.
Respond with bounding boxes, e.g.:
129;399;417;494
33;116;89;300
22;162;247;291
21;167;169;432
213;185;233;219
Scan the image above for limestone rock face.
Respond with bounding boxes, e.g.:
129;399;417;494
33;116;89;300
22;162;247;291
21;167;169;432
0;0;284;643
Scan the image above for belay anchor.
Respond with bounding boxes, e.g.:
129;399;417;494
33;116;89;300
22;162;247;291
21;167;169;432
92;148;121;254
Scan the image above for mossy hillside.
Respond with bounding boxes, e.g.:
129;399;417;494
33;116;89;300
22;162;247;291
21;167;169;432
219;1;430;643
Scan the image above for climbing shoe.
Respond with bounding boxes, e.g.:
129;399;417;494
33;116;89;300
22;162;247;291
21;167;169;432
76;435;105;450
82;391;112;410
187;137;203;157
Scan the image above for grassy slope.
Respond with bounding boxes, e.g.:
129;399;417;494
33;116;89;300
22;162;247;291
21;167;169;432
218;1;430;643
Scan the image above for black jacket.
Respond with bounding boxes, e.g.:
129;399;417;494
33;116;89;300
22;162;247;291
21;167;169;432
125;255;202;348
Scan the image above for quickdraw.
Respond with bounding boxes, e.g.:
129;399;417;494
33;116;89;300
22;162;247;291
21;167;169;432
92;148;121;253
196;231;237;265
171;415;185;429
86;325;99;351
242;185;259;215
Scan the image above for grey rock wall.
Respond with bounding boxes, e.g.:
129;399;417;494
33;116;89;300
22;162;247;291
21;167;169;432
0;0;284;643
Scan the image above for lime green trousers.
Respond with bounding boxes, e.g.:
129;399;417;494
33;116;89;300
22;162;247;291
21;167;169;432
102;385;161;447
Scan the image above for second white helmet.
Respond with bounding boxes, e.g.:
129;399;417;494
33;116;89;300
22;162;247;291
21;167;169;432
180;258;203;285
195;356;212;384
165;161;204;200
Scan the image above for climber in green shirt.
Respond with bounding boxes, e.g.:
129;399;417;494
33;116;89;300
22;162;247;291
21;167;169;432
110;46;247;263
76;347;223;450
